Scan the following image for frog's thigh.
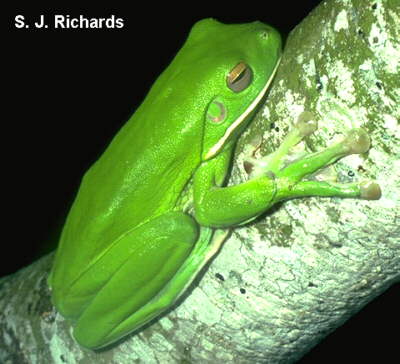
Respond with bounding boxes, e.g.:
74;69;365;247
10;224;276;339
73;211;198;348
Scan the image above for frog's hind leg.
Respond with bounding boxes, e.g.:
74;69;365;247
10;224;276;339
91;227;227;348
72;212;225;349
72;211;200;348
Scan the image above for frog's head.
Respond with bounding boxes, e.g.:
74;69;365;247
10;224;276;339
186;19;282;161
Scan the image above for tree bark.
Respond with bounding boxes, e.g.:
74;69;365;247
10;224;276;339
1;0;399;363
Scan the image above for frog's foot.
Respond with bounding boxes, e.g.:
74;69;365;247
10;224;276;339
261;112;381;202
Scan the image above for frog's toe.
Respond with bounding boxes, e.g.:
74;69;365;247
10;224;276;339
295;111;318;137
360;180;381;200
342;128;371;154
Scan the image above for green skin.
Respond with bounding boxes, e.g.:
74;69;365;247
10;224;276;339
48;18;381;349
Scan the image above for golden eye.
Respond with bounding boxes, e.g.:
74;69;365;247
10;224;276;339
227;62;253;93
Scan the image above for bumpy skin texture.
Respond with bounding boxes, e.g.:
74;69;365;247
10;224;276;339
49;17;381;350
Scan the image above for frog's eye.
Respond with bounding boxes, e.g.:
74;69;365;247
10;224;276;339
227;62;253;93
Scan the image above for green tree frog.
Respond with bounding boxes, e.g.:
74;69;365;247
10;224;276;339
48;18;381;349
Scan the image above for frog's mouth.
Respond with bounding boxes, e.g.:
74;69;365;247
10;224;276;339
204;57;281;160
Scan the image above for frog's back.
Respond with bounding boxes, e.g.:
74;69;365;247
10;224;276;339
49;17;235;313
50;70;205;310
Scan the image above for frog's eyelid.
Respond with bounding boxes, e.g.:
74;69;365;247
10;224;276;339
227;62;252;92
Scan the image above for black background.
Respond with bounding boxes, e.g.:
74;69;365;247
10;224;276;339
5;3;398;362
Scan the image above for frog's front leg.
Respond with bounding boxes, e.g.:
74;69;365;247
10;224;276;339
257;111;381;201
194;112;381;228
